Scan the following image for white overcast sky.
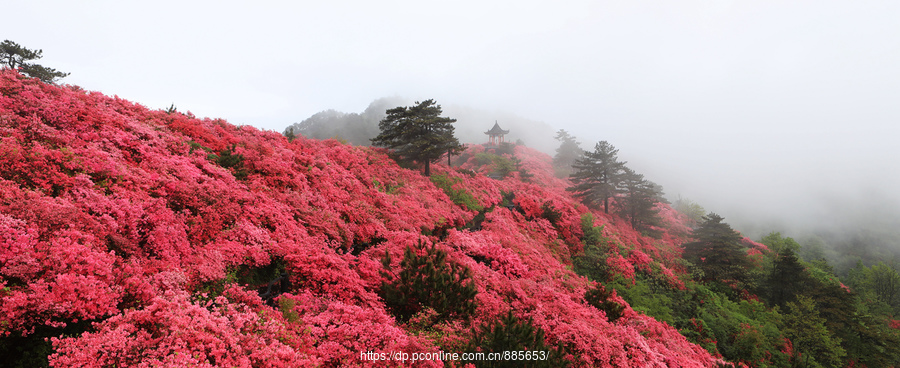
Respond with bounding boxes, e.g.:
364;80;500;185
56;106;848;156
6;0;900;236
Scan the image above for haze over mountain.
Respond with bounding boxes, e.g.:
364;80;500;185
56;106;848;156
284;97;559;153
6;69;900;366
7;1;900;263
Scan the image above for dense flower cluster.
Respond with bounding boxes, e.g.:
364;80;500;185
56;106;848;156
0;70;721;366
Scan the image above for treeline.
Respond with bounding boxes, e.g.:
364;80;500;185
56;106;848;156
555;130;667;238
556;131;900;367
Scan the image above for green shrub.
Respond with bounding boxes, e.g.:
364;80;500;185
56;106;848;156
380;242;477;323
430;174;483;212
463;311;571;367
584;284;624;323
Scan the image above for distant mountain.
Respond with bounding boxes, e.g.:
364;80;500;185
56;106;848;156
284;97;560;154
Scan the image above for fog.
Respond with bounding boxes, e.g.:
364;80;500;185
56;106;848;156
7;1;900;253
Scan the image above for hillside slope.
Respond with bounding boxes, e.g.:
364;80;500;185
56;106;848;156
0;69;720;367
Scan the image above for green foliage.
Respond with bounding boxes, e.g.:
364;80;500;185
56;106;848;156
673;196;706;227
760;232;801;255
851;261;900;312
608;275;677;324
1;40;69;84
492;155;516;178
584;284;624;322
284;127;297;142
474;152;494;166
768;247;807;308
682;213;750;290
572;213;612;282
781;296;846;368
494;142;516;155
372;178;403;195
693;288;789;367
0;321;93;368
430;174;483;212
370;99;463;176
463;311;571;368
210;144;248;180
472;152;517;178
567;141;626;214
278;297;300;323
499;190;516;209
616;167;665;238
539;202;562;225
187;140;213;154
797;236;828;263
841;309;900;367
232;257;286;287
552;129;582;178
380;242;477;323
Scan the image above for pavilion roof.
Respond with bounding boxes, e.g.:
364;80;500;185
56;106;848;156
484;121;510;135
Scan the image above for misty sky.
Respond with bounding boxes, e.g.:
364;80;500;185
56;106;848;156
7;0;900;237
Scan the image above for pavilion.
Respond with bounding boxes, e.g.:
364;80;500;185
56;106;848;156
484;121;509;146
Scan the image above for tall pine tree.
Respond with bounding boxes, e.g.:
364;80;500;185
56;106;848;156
767;247;806;308
552;129;583;178
682;213;750;287
370;99;463;176
617;167;666;237
567;141;626;213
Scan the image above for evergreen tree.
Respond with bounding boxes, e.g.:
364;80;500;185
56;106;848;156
584;284;624;323
673;196;706;227
463;311;571;367
370;99;463;176
572;213;612;282
1;40;69;84
682;213;750;287
379;242;477;323
617;167;665;237
552;129;582;177
868;261;900;309
782;296;846;368
284;127;297;142
767;247;806;308
567;141;626;213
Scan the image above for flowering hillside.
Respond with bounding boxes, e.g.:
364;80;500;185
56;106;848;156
0;69;726;367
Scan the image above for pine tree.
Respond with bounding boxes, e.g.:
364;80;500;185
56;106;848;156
567;141;626;213
767;247;806;308
370;99;463;176
379;242;477;323
682;213;750;287
1;40;69;84
584;284;624;323
463;311;571;367
284;127;297;142
617;167;665;237
782;296;846;368
552;129;582;177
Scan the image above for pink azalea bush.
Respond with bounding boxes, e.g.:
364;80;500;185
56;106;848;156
0;69;723;367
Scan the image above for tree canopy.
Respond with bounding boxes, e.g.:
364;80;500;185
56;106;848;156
1;40;69;84
567;141;626;213
682;213;750;287
617;167;666;237
370;99;463;176
552;129;582;177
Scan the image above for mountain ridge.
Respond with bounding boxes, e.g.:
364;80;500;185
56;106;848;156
0;69;726;366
